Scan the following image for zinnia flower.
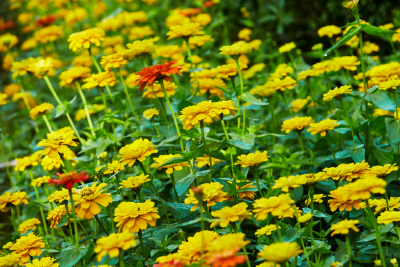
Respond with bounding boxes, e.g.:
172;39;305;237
118;138;158;167
328;187;361;212
103;160;125;175
94;232;137;261
290;97;316;112
195;155;223;168
29;103;54;120
18;218;41;234
298;213;313;223
119;174;150;191
10;233;45;265
178;230;220;264
48;188;80;204
377;211;400;225
166;22;204;40
378;79;400;91
142;81;177;98
0;253;21;267
100;51;128;71
185;182;229;212
272;175;306;192
75;182;113;219
332;56;360;71
307;118;340;136
330;219;359;236
37;127;79;158
47;171;89;189
47;204;72;228
220;42;250;57
114;200;160;233
0;93;9;105
25;257;59;267
281;117;313;133
179;101;221;130
207;233;250;267
342;177;386;200
369;164;398;178
59;66;91;87
258;242;303;264
68;28;105;51
253;194;294;220
31;176;51;186
278;42;296;53
210;202;252;228
318;25;342;38
143;108;159;119
135;61;182;91
151;154;190;174
255;225;280;237
0;191;29;212
124;39;156;59
81;71;118;91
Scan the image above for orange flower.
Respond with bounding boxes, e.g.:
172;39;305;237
135;61;182;91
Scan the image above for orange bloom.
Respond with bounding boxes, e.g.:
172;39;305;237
209;248;247;267
135;61;182;91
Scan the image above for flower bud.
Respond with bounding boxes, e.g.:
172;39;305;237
98;151;108;159
343;0;359;11
374;260;381;267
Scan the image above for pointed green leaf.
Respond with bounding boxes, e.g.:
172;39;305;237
361;24;396;35
241;92;269;106
325;26;361;56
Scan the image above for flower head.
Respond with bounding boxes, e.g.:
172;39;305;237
29;103;54;120
37;127;79;158
14;154;41;172
100;51;128;71
195;155;223;168
378;79;400;91
299;213;313;223
235;151;269;168
81;71;118;91
0;93;9;106
377;211;400;225
47;204;73;228
333;56;360;71
273;175;306;192
48;188;80;204
342;177;386;200
34;25;64;44
178;230;220;264
179;101;221;130
210;202;252;228
318;25;342;38
142;81;177;98
18;218;41;234
328;187;362;212
279;42;296;53
119;174;150;191
10;233;45;265
124;39;157;59
47;171;89;189
185;182;229;212
271;76;297;91
59;66;91;87
68;28;105;51
255;225;280;237
207;233;250;267
189;35;214;49
0;191;29;212
94;232;137;262
281;117;313;133
369;164;398;178
323;85;352;101
290;97;316;112
167;22;204;40
151;154;190;174
0;253;21;267
307;118;340;136
114;200;160;233
253;194;294;220
258;242;303;264
331;219;359;236
28;58;55;78
31;176;51;187
103;160;125;175
135;61;182;91
118;138;158;167
220;42;250;57
25;257;59;267
143;108;159;119
343;0;359;10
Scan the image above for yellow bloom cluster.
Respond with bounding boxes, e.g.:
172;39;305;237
281;116;313;133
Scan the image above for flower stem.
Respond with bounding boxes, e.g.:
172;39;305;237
326;135;339;165
254;171;264;198
294;207;311;266
42;115;53;132
151;119;160;136
118;69;140;129
339;99;356;150
0;138;15;191
200;121;213;183
346;234;353;267
170;173;181;222
273;217;283;241
64;203;74;240
68;188;80;247
186;40;202;100
235;58;246;137
138;229;148;259
10;206;19;233
220;119;236;180
159;80;185;152
94;215;109;234
230;223;251;267
282;92;294;117
108;206;115;233
119;251;125;267
366;201;387;267
308;186;316;247
75;81;95;137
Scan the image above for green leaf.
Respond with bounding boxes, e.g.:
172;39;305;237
167;203;199;218
283;228;305;242
175;170;210;196
59;246;88;267
96;138;114;157
325;26;361;56
55;104;67;118
369;88;395;111
158;157;187;167
227;140;253;150
361;24;396;35
157;135;180;147
56;216;70;228
184;144;204;160
373;148;393;165
241;92;269;106
210;151;226;161
385;117;400;144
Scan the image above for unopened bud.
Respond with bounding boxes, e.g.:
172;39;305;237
98;151;108;159
343;0;359;11
374;260;381;267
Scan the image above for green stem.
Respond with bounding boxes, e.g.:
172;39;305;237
392;91;398;120
282;93;294;117
119;251;125;267
68;188;80;247
10;206;19;233
94;215;109;234
235;58;246;137
308;186;316;247
294;207;311;266
231;77;242;129
396;224;400;241
220;119;236;181
118;69;140;129
273;217;283;241
108;206;115;233
75;81;95;137
346;234;353;267
64;202;74;240
151;119;160;136
326;135;339;165
0;139;15;191
138;229;148;259
42;115;53;132
230;223;251;267
254;171;264;198
170;173;181;222
384;193;390;211
151;85;169;126
186;40;202;100
200;121;213;183
366;201;387;267
339;99;356;149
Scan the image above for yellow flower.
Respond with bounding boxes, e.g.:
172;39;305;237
237;28;252;41
119;174;150;190
305;194;326;205
41;155;63;170
323;85;352;101
178;230;220;264
297;69;318;80
227;180;257;200
330;219;359;236
166;13;190;27
250;84;277;97
37;127;79;158
72;53;93;67
281;116;313;133
129;26;154;40
244;63;266;79
210;202;252;228
151;154;190;174
307;118;340;136
318;25;342;38
371;197;400;213
29;103;54;120
369;164;398;177
167;22;204;40
0;191;29;212
185;182;229;212
143;81;177;98
301;173;328;185
192;78;226;98
18;218;41;234
235;151;269;168
363;42;379;54
378;79;400;90
48;188;79;204
10;233;45;265
271;76;297;91
4;83;20;96
103;160;125;175
0;33;18;52
65;8;88;26
68;28;105;51
195;155;223;168
279;42;296;53
14;152;41;172
12;92;38;109
59;66;91;87
253;194;294;220
215;63;247;79
377;211;400;225
114;200;160;233
312;43;323;51
25;257;59;267
124;39;156;59
257;263;280;267
219;42;250;57
391;258;398;267
255;224;279;237
27;58;55;78
206;233;250;265
179;101;221;130
341;177;386;201
290;97;317;112
0;253;21;267
118;138;158;167
47;204;73;228
328;187;361;212
34;25;64;44
189;35;214;49
100;51;128;71
270;64;294;79
343;0;359;10
258;242;303;264
75;182;113;219
332;56;360;71
299;213;313;223
312;60;334;74
94;232;137;262
2;242;13;250
380;23;394;30
273;175;306;192
191;13;212;26
143;108;159;119
81;71;118;91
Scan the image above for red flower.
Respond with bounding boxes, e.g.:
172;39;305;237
135;61;182;91
203;1;214;8
36;15;57;26
208;249;247;267
0;20;14;32
180;8;202;17
47;171;89;189
153;260;184;267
